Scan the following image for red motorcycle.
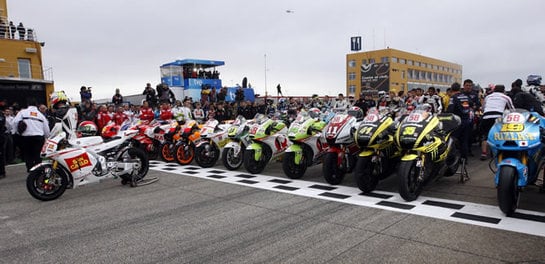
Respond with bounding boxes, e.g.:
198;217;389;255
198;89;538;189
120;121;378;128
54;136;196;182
322;107;363;185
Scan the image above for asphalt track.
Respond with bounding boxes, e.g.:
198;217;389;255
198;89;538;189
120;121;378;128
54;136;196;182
1;146;545;263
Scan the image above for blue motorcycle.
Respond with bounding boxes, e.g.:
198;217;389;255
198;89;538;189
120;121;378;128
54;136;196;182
488;109;545;215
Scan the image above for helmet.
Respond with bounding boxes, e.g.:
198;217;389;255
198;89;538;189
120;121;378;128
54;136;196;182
347;106;364;121
378;91;386;97
50;91;69;108
77;121;98;137
527;75;542;86
101;123;119;138
308;107;321;119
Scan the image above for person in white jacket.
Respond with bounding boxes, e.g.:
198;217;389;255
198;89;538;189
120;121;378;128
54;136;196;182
479;84;515;160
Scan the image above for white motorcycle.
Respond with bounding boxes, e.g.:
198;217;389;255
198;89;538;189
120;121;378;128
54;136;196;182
194;119;231;168
222;115;253;170
26;121;150;201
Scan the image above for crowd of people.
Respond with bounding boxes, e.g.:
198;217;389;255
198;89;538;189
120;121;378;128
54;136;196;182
0;76;544;180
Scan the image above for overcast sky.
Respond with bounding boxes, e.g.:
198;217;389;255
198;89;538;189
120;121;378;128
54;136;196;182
7;0;545;101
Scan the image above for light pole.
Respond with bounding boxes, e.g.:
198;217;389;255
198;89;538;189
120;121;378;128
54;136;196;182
264;53;268;97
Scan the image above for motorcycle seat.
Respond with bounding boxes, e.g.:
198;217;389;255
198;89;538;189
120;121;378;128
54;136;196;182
103;136;121;142
437;113;461;134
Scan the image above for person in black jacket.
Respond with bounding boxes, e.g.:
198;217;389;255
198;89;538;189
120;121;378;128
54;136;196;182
510;79;544;116
142;83;157;109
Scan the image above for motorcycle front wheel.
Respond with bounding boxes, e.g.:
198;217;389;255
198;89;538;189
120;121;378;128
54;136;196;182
243;147;270;174
119;147;149;187
175;142;195;165
160;143;175;162
354;156;379;193
282;152;307;179
323;152;345;185
222;145;243;170
26;164;69;201
398;160;424;201
497;166;519;216
195;143;220;168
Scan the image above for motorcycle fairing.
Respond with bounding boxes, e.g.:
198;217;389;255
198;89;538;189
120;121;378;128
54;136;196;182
495;158;528;187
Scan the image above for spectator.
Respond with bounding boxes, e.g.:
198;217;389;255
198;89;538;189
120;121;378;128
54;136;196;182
16;22;25;40
510;78;544;115
159;102;173;121
235;87;245;104
80;86;92;103
214;102;228;123
157;83;175;105
0;104;6;179
27;28;34;41
142;83;157;109
112;88;123;106
192;102;205;123
139;101;155;123
0;20;6;39
4;107;15;164
11;98;50;172
96;105;111;133
8;21;15;39
217;87;227;102
113;106;128;126
333;93;350;109
277;84;283;96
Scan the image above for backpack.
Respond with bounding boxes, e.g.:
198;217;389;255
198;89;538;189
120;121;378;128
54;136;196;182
17;119;27;134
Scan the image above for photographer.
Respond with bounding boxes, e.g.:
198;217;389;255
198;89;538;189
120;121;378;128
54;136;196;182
142;83;158;109
235;87;245;105
80;86;92;103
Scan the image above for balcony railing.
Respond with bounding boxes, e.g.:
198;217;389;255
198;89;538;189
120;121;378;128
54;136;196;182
0;61;53;81
0;16;39;42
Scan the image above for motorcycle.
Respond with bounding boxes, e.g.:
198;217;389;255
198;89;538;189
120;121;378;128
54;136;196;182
353;108;401;193
222;115;253;170
322;108;363;185
132;119;172;160
282;109;328;179
394;107;461;201
26;126;149;201
194;119;231;168
173;120;201;165
487;109;545;215
244;114;290;174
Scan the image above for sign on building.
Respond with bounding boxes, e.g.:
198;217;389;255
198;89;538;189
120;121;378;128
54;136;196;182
350;36;362;51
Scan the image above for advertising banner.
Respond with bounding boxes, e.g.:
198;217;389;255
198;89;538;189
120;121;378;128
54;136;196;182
361;63;390;92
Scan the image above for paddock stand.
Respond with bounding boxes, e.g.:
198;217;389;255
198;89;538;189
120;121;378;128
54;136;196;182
131;176;159;187
456;158;470;183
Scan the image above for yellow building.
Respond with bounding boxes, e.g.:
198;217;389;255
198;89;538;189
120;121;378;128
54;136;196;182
346;48;462;97
0;0;54;107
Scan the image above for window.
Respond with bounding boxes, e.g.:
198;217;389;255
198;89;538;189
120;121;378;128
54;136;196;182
399;58;406;64
414;70;420;80
348;72;356;80
415;61;421;67
407;60;413;66
426;71;432;81
349;85;356;95
348;60;356;68
381;57;389;63
362;59;368;65
369;58;376;64
428;64;432;69
391;57;398;63
18;59;31;78
421;63;427;68
401;70;405;79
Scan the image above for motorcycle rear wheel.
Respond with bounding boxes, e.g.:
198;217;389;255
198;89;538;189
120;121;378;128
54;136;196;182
282;152;307;179
398;160;424;201
323;152;345;185
26;164;69;201
118;147;149;187
222;146;243;170
175;142;195;165
195;144;220;168
160;143;175;162
497;166;519;216
354;156;379;193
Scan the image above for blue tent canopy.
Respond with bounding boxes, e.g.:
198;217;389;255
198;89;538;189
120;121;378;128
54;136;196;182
161;59;225;69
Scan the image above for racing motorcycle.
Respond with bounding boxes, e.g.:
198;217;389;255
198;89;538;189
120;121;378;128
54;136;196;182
173;120;201;165
194;119;231;167
26;125;149;201
322;107;363;185
353;108;401;193
394;106;461;201
488;109;545;215
222;115;252;170
282;109;328;179
244;114;290;174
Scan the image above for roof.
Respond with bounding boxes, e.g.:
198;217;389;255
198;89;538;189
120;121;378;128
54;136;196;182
161;59;225;68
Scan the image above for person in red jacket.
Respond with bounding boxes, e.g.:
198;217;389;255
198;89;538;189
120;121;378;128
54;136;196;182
139;100;155;123
96;105;111;133
113;106;128;126
159;102;173;121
